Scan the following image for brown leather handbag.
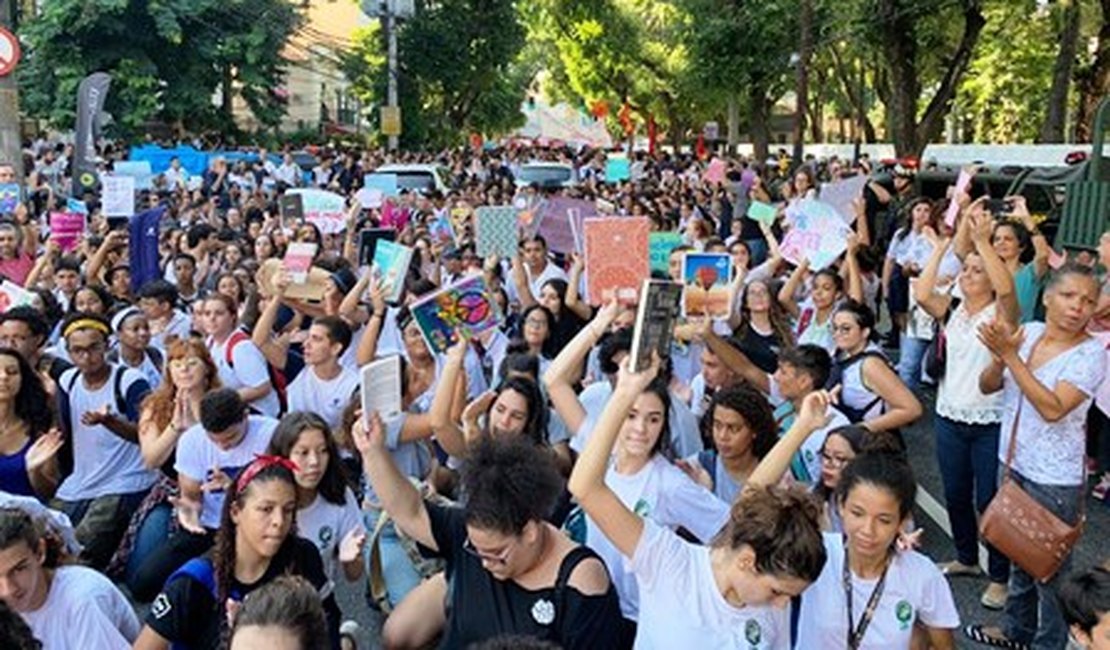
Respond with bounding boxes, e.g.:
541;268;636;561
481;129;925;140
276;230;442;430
980;398;1085;582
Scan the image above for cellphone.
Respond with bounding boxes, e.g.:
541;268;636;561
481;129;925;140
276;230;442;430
986;198;1015;217
106;216;129;232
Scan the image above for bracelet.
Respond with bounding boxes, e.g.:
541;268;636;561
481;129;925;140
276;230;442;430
371;312;385;319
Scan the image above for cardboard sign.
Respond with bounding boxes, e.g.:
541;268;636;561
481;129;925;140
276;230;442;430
746;201;777;226
818;174;868;224
410;275;504;353
287;189;346;234
779;199;853;271
49;212;86;252
364;173;399;197
682;253;733;319
101;175;136;217
649;232;684;274
583;217;650;305
258;258;328;301
605;157;631;183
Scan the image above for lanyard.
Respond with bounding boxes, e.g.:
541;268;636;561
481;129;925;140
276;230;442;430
843;543;890;650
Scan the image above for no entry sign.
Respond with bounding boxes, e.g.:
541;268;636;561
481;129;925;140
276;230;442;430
0;28;20;77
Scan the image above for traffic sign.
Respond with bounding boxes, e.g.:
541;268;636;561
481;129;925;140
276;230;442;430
381;106;401;136
0;28;20;78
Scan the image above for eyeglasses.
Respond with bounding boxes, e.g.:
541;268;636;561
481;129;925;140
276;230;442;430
67;341;106;357
463;537;515;566
820;451;853;468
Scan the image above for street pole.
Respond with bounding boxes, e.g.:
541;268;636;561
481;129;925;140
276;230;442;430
386;2;398;152
0;0;23;182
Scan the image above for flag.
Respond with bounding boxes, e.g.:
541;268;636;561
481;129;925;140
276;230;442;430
647;114;657;156
72;73;112;197
130;205;165;293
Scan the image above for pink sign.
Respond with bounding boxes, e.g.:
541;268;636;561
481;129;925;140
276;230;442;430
705;158;726;185
944;168;974;229
49;212;85;252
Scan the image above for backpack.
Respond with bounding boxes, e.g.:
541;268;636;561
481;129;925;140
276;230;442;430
57;366;130;477
222;329;288;415
107;346;165;373
825;349;889;423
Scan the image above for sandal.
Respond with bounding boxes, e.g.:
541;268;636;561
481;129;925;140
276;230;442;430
1092;472;1110;502
938;560;983;577
963;625;1029;650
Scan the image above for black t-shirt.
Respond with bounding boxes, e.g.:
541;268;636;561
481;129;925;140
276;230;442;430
733;325;783;374
426;502;622;650
145;536;340;649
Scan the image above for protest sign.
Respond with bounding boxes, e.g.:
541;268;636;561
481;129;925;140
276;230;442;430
605;157;631;183
779;199;853;271
102;175;135;217
364;173;399;197
113;161;154;191
49;212;85;252
705;158;727;185
746;201;777;226
356;187;384;209
66;198;88;215
584;217;650;305
818;174;868;223
287;189;346;234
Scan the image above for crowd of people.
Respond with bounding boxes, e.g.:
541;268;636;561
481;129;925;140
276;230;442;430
0;137;1106;650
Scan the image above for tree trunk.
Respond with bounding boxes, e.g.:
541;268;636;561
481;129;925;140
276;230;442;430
792;0;813;162
809;65;826;142
1039;0;1080;143
1076;0;1110;142
749;83;771;163
221;63;234;127
727;93;740;154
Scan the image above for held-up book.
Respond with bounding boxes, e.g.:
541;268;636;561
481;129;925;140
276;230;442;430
283;243;318;284
681;252;733;319
280;193;305;222
358;228;397;268
410;274;503;354
629;280;683;373
583;217;650;305
475;206;519;259
371;239;413;304
360;355;403;423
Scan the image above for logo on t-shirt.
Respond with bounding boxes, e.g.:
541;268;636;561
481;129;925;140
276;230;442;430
318;525;334;547
633;498;652;518
744;619;762;646
895;600;914;630
151;593;172;619
531;598;555;626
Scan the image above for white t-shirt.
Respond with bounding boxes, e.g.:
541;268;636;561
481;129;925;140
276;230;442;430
298;489;366;583
56;367;156;501
22;565;140;650
936;302;1003;424
631;520;790;649
586;455;729;619
795;297;836;355
998;322;1107;486
175;415;278;529
286;364;360;430
209;334;280;417
151;310;192;352
796;534;960;649
572;382;703;459
767;377;852;487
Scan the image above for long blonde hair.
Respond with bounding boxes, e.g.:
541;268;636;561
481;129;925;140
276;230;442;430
140;338;221;430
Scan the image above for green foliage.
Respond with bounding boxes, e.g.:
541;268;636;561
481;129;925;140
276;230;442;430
342;0;531;148
18;0;301;138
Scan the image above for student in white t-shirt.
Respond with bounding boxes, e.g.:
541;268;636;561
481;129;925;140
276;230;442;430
568;357;832;649
285;316;360;431
0;507;139;649
53;313;155;569
778;262;845;356
267;411;366;584
202;294;279;417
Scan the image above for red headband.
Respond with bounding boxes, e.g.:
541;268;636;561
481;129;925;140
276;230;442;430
235;455;300;493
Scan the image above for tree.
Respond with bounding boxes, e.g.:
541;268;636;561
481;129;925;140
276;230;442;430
1076;0;1110;141
343;0;530;148
18;0;301;138
1039;0;1081;142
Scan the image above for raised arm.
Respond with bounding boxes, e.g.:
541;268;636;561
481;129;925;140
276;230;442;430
564;253;593;321
777;259;810;318
969;211;1019;326
354;278;388;367
913;231;954;321
428;342;469;458
86;231;125;286
510;254;536;309
747;390;834;488
251;274;291;370
843;234;864;303
702;322;770;395
542;302;620;435
24;240;59;289
567;358;660;558
1010;196;1050;279
860;357;923;432
351;411;436;550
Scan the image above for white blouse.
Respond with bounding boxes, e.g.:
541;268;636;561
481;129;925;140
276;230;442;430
936;302;1003;424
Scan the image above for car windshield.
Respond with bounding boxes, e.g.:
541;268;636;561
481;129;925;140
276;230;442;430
391;172;435;192
518;166;573;185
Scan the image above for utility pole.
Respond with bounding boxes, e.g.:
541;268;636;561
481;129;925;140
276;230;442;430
386;4;398;152
0;0;23;182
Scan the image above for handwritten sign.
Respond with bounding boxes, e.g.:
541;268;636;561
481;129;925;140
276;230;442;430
818;174;867;224
746;201;777;226
102;175;136;217
287;189;346;234
944;167;975;228
779;199;852;271
356;187;384;209
49;212;85;252
113;160;154;191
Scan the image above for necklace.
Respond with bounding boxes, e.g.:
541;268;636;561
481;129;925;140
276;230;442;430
843;542;891;650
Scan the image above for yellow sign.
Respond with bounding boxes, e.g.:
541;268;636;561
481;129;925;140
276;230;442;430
381;106;401;136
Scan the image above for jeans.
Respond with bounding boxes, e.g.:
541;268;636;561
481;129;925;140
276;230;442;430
896;335;930;392
52;489;150;570
124;502;172;586
128;526;215;602
934;415;1009;583
364;509;422;608
1000;471;1082;650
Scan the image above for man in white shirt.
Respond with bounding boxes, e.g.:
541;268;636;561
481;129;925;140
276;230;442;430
274;153;301;187
137;279;193;352
52;314;154;569
162;156;188;190
287;316;360;430
127;388;278;602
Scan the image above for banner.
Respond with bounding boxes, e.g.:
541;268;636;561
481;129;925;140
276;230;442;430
129;206;165;292
113;160;154;191
287;189;346;234
780;199;853;271
72;72;112;197
49;212;85;252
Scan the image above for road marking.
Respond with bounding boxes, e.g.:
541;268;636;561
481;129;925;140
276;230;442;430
916;484;990;572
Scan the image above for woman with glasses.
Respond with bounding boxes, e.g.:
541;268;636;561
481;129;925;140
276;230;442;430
828;300;922;432
352;412;622;649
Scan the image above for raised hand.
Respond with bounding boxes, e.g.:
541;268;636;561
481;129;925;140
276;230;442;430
338;527;368;564
351;409;386;456
202;465;232;493
977;317;1024;360
25;429;63;474
675;458;713;491
169;496;205;534
795;387;839;433
615;353;661;397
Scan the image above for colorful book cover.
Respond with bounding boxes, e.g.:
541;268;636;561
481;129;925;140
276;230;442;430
358;228;397;268
280;194;305;222
649;232;684;274
475;206;519;259
49;212;86;253
536;197;594;253
410;274;503;353
427;209;457;248
583;217;651;305
372;239;413;303
605;157;631;183
0;184;20;214
681;252;733;319
630;280;683;372
283;242;318;284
